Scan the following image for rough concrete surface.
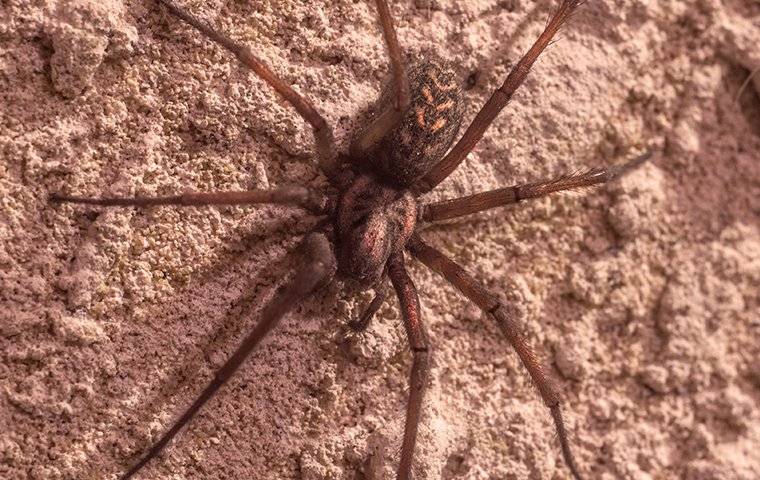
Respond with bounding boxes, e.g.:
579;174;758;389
1;1;759;479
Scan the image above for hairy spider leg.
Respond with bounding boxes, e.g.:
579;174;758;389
421;150;652;223
417;0;584;192
407;235;585;480
119;233;337;480
375;0;410;111
156;0;340;180
49;186;329;215
351;0;412;159
387;253;430;480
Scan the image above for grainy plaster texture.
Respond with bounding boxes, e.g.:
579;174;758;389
1;1;759;479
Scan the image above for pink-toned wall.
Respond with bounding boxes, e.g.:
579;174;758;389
2;1;759;479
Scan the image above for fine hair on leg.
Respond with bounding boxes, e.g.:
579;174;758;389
421;150;652;223
50;186;330;215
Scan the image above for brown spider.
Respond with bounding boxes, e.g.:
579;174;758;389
50;0;651;478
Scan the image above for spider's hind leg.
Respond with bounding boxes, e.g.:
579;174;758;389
388;252;430;480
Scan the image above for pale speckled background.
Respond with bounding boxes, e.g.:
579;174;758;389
1;1;759;479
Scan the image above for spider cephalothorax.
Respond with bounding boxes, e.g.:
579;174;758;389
335;173;417;288
50;1;652;479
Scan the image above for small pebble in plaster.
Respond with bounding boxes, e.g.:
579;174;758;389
637;364;670;394
50;26;108;98
696;387;754;433
461;302;483;322
252;161;270;189
568;260;615;306
299;443;342;480
667;114;702;155
685;423;715;455
589;397;614;422
47;0;137;98
684;459;750;480
607;160;667;240
0;438;23;466
51;313;107;346
554;341;588;380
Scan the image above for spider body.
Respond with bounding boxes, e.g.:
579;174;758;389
335;173;417;289
336;59;464;288
49;1;651;479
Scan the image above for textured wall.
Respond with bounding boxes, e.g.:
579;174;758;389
1;1;759;479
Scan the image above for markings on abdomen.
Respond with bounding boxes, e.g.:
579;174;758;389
436;99;454;112
415;78;455;132
422;85;434;104
430;117;447;132
428;70;458;92
416;107;427;127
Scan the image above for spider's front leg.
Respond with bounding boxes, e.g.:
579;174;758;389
388;252;430;480
49;186;329;215
407;235;585;480
119;232;336;480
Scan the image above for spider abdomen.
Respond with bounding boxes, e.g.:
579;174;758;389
356;58;465;187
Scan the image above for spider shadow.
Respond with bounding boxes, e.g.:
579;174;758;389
88;213;318;477
465;1;545;92
459;0;634;100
